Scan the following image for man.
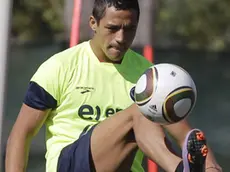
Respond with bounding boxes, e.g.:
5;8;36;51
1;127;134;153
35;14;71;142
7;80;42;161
5;0;221;172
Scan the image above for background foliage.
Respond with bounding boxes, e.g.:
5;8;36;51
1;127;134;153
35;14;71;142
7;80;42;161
12;0;64;43
12;0;230;51
156;0;230;51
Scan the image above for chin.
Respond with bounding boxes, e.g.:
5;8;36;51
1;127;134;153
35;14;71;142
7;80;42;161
108;48;126;57
109;55;123;62
108;52;125;61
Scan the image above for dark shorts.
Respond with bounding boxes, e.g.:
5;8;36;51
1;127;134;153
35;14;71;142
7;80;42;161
57;125;96;172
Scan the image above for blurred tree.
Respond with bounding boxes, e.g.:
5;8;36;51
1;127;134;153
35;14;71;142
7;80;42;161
11;0;230;51
11;0;64;43
156;0;230;51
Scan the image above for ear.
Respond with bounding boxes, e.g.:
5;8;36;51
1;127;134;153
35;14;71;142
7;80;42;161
89;15;98;32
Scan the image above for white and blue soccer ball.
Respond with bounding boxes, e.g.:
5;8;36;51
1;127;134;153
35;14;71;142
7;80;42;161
134;63;197;125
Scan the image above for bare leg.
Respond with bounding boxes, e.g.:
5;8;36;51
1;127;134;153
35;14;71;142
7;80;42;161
91;104;182;172
132;105;182;171
91;107;137;172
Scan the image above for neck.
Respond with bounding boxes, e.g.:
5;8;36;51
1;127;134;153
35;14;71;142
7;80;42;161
90;39;105;62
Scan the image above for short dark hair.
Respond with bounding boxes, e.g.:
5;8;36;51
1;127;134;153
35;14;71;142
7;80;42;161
92;0;140;23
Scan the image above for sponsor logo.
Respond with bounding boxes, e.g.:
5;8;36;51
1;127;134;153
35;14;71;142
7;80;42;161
78;105;123;121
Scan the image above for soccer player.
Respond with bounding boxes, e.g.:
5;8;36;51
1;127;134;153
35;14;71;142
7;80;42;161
5;0;222;172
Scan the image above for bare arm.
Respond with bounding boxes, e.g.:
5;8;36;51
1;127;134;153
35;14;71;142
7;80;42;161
5;103;49;172
164;119;222;171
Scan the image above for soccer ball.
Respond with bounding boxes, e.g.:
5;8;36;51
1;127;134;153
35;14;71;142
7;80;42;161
134;63;197;125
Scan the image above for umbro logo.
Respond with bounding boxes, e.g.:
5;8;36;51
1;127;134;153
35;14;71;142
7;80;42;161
76;86;95;94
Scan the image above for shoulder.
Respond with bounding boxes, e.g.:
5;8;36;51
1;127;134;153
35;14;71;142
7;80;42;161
51;41;89;64
38;41;89;72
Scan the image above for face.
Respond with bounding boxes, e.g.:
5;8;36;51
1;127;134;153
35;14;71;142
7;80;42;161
90;6;138;62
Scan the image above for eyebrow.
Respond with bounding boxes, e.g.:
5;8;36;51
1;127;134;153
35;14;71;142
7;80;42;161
105;24;120;28
105;23;137;29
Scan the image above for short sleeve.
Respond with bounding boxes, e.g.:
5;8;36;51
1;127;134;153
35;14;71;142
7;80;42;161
27;57;64;108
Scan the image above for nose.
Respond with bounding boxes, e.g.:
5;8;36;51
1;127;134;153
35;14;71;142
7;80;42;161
115;29;125;44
